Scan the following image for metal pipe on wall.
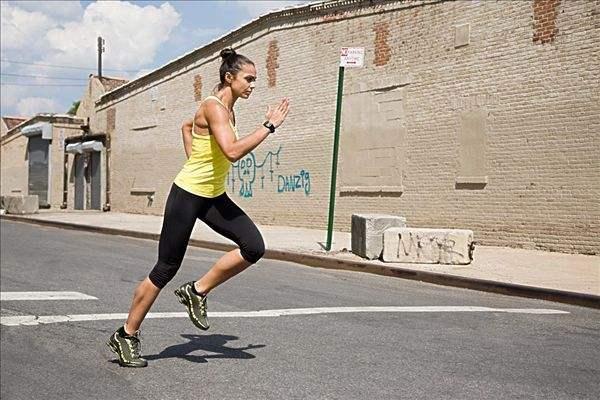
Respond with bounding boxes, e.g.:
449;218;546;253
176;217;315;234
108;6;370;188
103;133;111;211
60;148;68;209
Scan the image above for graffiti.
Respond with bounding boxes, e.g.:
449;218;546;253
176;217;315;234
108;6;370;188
277;170;311;195
398;232;466;263
228;146;282;198
228;146;312;198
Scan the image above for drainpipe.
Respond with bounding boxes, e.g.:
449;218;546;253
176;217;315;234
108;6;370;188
103;133;111;211
60;145;68;209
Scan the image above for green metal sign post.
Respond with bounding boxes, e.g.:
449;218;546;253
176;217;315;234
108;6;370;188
325;66;345;251
325;47;364;251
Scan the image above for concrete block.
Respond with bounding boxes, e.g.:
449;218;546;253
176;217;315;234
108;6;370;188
4;195;39;215
383;228;474;264
352;214;407;259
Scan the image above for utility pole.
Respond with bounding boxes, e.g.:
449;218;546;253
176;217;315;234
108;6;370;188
97;36;105;78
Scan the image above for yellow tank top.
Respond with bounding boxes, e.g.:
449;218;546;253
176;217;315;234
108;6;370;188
174;96;238;198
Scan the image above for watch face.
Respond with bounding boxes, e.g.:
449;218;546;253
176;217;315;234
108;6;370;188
264;121;275;132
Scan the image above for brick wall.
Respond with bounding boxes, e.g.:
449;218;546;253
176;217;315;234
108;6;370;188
533;0;561;44
95;0;599;254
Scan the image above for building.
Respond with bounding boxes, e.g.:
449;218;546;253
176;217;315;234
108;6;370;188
91;0;599;254
0;75;128;210
1;114;84;208
63;75;129;210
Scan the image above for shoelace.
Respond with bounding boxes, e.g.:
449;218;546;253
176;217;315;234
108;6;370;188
199;296;207;316
126;332;142;358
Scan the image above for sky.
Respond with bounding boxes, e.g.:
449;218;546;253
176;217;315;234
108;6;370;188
0;0;310;118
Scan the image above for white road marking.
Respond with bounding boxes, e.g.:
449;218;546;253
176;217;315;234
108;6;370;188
0;292;98;301
0;306;569;326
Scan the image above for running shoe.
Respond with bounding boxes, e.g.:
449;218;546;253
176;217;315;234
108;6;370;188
174;281;210;330
106;326;148;368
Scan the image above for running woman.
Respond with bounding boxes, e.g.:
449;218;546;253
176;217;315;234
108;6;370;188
107;48;290;367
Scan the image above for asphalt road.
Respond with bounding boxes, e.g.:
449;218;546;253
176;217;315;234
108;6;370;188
1;220;599;400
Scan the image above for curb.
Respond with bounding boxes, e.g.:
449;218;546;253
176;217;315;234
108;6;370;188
2;214;599;309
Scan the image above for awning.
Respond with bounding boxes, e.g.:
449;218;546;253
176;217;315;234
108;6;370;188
65;143;82;154
81;140;103;152
21;122;52;139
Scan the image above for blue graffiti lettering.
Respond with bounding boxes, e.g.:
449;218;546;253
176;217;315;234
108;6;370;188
277;169;311;195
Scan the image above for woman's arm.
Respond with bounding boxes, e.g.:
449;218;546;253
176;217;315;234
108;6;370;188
207;98;289;162
181;118;193;159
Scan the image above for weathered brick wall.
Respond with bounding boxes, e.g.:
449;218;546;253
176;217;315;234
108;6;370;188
0;133;28;195
96;0;599;254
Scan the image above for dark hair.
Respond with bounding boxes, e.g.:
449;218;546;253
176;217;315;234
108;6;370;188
218;48;254;89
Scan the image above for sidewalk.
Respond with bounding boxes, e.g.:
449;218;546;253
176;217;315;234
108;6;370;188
2;210;599;308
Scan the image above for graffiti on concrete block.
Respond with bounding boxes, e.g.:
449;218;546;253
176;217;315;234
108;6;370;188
277;170;311;195
398;232;466;263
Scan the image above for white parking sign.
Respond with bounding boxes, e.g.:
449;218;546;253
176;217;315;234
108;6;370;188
340;47;364;67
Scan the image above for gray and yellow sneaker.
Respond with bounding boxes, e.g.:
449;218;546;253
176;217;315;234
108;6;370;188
106;326;148;368
174;281;209;330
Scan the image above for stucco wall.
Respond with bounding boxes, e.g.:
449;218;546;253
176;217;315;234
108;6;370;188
0;133;28;196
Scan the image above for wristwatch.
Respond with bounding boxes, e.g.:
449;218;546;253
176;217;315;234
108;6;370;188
263;121;276;134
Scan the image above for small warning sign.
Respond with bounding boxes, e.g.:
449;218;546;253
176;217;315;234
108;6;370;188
340;47;364;68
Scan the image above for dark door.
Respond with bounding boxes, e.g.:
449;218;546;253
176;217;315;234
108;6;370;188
27;135;49;207
90;151;101;210
74;154;84;210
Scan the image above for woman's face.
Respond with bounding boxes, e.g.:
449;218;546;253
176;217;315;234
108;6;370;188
227;63;256;99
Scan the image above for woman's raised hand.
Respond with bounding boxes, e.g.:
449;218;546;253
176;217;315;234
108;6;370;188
265;98;290;128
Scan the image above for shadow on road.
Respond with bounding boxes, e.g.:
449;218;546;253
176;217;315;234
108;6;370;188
143;334;266;363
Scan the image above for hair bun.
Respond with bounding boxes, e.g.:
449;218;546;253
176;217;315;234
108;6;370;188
220;48;237;61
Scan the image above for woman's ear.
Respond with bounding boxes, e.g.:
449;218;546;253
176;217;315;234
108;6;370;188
225;72;233;84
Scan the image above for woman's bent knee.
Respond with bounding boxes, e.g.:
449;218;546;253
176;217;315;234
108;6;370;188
240;237;265;264
148;260;181;288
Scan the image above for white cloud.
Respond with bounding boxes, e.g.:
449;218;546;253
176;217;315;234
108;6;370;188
43;2;181;75
0;3;55;50
5;1;84;21
1;1;181;79
0;85;27;110
234;1;310;19
0;1;183;116
16;97;63;116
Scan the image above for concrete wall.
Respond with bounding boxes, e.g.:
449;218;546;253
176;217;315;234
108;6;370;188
77;77;109;134
0;133;28;195
52;124;82;208
96;0;599;254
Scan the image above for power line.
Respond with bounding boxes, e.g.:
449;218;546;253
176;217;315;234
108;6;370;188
1;73;88;81
0;83;87;87
0;59;140;73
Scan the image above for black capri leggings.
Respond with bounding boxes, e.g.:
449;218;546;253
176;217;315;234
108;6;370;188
148;184;265;289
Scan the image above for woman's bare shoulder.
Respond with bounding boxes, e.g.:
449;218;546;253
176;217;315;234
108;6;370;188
202;99;229;122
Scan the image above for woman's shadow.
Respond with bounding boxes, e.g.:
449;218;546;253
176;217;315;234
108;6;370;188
143;334;266;364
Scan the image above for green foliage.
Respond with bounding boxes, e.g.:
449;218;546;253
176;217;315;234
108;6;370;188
67;100;80;115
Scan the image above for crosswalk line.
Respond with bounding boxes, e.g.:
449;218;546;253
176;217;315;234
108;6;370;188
0;291;98;301
0;306;569;326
